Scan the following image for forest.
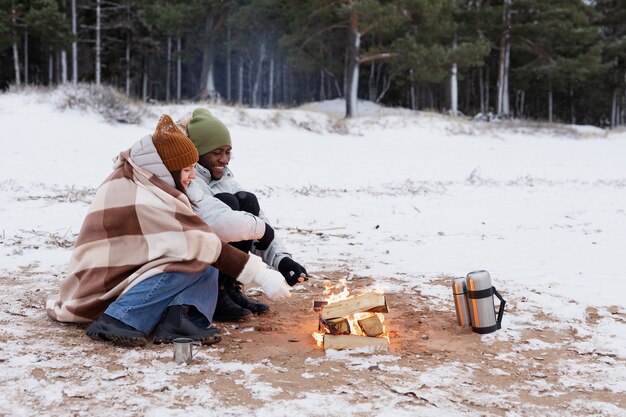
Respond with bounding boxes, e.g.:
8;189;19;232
0;0;624;125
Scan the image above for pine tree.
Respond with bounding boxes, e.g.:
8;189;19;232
596;0;626;127
24;0;71;85
510;0;606;122
281;0;405;117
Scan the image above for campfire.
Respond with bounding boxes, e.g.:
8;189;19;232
312;281;389;351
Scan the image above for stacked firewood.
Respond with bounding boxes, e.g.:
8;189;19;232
313;292;389;351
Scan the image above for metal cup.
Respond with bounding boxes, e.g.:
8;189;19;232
172;337;196;364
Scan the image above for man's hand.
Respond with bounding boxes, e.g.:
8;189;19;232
278;257;308;286
254;223;274;250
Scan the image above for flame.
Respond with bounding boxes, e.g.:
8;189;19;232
323;279;351;303
312;331;325;347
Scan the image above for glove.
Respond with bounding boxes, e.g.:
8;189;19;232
252;266;292;300
278;257;308;286
254;223;274;250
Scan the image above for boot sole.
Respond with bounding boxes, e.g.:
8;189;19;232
86;330;147;347
213;312;254;322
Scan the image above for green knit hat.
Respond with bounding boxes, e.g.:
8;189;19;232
187;108;232;156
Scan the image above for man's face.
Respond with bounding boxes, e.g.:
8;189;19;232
198;145;232;180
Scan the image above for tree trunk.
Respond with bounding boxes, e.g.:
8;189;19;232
199;18;218;99
226;26;231;102
569;87;575;124
237;56;244;104
95;0;101;86
125;34;131;95
283;64;288;104
409;69;416;110
548;81;553;123
23;30;28;85
166;35;172;102
176;37;182;101
49;50;54;85
268;57;275;107
375;74;390;104
142;60;148;102
485;64;490;113
61;50;67;83
450;62;458;114
368;62;376;101
247;58;253;104
516;90;526;117
496;0;511;117
71;0;77;84
478;67;485;113
252;42;266;107
11;0;21;87
345;10;360;118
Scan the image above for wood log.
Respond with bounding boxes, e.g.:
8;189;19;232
321;292;388;320
322;334;389;351
357;314;384;337
312;300;328;313
320;317;351;335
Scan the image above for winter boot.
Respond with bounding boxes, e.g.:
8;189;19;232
227;281;270;315
86;314;147;347
213;275;254;322
153;305;221;345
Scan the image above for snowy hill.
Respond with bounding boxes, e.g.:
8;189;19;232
1;88;625;416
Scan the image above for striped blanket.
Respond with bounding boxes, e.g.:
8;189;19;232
46;150;248;323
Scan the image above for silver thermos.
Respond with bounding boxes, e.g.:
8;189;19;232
465;270;505;334
452;277;472;327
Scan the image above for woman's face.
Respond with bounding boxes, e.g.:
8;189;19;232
198;145;232;180
180;165;197;190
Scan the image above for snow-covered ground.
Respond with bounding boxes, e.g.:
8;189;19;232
1;89;625;416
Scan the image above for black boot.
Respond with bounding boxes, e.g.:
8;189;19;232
86;314;147;347
227;281;270;315
213;288;254;321
153;305;221;345
213;275;254;322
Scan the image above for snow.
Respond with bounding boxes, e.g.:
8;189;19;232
1;89;626;416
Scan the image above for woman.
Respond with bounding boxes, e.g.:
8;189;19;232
46;114;291;347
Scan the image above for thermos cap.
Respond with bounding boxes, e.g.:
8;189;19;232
466;270;492;291
452;277;467;294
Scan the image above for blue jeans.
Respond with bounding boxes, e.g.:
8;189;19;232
104;267;218;334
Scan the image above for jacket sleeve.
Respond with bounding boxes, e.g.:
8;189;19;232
251;208;291;270
188;180;266;243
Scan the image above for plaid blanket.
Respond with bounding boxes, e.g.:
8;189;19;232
46;150;248;323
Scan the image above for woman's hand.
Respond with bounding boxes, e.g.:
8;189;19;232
252;266;292;300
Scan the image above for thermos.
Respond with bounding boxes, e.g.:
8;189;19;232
465;270;506;334
452;277;472;327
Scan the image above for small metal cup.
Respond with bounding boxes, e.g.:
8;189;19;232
172;337;196;364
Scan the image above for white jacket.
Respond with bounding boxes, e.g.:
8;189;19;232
189;164;291;270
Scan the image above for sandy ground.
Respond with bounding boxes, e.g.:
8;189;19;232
1;269;625;417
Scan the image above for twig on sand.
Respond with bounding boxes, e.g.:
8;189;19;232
276;226;346;234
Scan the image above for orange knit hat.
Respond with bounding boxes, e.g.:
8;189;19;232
152;114;199;171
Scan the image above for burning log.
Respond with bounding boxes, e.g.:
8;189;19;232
320;334;389;351
320;317;351;335
313;283;390;352
357;314;384;337
321;292;387;320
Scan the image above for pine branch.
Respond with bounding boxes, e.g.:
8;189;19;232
359;52;397;64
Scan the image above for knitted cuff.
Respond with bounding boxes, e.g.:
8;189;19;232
213;243;249;279
235;254;264;285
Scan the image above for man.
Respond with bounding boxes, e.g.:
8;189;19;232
180;108;308;321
